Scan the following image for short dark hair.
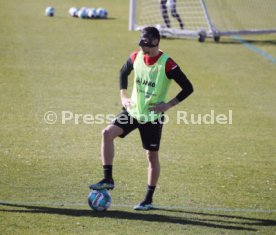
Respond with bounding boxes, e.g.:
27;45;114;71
139;26;160;47
141;26;160;41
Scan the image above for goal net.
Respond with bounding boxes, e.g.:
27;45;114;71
129;0;276;42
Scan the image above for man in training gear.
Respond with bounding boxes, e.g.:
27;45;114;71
90;26;193;210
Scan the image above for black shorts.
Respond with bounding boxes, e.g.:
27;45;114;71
112;109;164;151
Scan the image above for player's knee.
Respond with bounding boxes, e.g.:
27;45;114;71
102;128;114;140
171;10;177;17
146;151;159;164
102;125;122;140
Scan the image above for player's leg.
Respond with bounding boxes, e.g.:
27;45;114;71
101;124;123;165
170;0;184;29
90;109;138;190
147;150;160;187
134;117;164;210
160;0;171;28
89;124;123;190
134;151;160;211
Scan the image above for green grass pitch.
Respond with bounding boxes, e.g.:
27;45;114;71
0;0;275;234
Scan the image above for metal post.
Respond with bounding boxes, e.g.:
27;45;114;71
129;0;136;31
200;0;216;34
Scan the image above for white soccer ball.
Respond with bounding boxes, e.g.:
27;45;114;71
69;7;78;17
96;8;108;19
45;7;55;17
77;7;89;19
88;189;112;211
87;8;97;19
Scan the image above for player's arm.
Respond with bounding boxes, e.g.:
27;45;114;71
149;62;193;113
166;66;194;108
119;57;134;108
119;57;133;90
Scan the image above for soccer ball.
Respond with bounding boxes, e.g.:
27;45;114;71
69;7;78;17
88;189;112;211
96;8;108;19
45;7;55;17
77;7;89;19
87;8;97;19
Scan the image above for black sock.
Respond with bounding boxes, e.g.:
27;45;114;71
103;165;113;180
143;185;156;204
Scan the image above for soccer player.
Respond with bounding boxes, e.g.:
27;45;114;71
90;26;193;210
160;0;184;29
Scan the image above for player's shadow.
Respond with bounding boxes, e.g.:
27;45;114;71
1;202;275;231
156;208;276;227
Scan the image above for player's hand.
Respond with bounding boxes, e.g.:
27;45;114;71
121;96;134;109
148;102;171;113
